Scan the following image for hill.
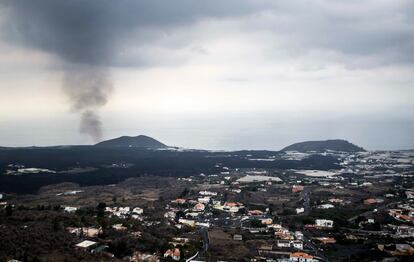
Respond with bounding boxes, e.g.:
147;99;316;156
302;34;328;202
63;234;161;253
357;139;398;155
281;139;365;152
94;135;167;149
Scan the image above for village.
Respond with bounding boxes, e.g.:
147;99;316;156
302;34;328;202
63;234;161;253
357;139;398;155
0;150;413;261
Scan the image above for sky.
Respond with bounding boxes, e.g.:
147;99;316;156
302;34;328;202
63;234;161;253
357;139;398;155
0;0;413;150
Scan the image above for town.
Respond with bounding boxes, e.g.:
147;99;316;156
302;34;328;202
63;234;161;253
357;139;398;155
0;149;413;261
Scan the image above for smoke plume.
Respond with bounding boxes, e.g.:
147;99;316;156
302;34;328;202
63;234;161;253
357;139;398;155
63;66;113;142
0;0;264;142
80;110;103;142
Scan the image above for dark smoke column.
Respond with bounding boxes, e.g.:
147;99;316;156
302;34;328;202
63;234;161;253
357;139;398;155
63;65;113;142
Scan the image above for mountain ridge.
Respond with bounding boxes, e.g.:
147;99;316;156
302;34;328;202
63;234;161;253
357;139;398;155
281;139;365;152
94;135;167;148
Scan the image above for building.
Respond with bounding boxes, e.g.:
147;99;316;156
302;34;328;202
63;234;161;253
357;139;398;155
277;240;303;250
233;234;243;241
164;211;176;219
396;226;414;238
199;190;217;196
248;209;264;216
221;202;244;213
132;207;143;215
75;240;97;250
178;219;196;227
292;241;304;250
164;248;180;261
317;204;334;209
132;252;159;262
296;207;305;214
173;198;186;204
405;190;414;199
289;252;315;262
378;244;414;256
295;231;304;240
193;203;205;212
389;209;414;223
260;218;273;225
196;222;210;228
64;206;77;213
277;240;291;248
314;237;336;244
292;185;304;193
315;219;334;228
328;198;343;204
67;227;100;238
82;227;101;237
112;224;127;231
170;237;189;246
363;198;384;205
105;206;131;218
198;197;211;204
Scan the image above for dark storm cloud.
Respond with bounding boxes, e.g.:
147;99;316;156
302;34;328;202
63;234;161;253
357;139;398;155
1;0;267;66
1;0;413;67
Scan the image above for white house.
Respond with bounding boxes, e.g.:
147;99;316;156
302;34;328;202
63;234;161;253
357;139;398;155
64;206;78;213
295;231;304;240
292;240;304;250
317;204;335;209
315;219;334;228
199;190;217;196
75;240;97;250
198;197;211;204
277;240;303;250
296;207;305;214
132;207;143;215
277;240;291;248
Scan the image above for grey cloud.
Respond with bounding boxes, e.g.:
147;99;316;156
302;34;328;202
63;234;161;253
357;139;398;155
259;1;414;66
2;0;412;67
1;0;268;66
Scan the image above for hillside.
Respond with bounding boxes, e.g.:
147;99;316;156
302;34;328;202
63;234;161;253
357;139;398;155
281;139;365;152
94;135;167;149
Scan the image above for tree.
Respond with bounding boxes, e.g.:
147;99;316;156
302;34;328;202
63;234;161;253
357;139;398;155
5;204;12;216
53;217;62;231
180;188;190;197
175;211;185;222
81;215;86;224
97;202;106;218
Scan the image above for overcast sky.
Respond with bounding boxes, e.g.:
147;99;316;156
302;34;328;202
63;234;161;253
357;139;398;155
0;0;413;150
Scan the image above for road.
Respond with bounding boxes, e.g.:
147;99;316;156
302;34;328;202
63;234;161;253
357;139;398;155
347;201;401;223
192;228;209;261
300;187;311;215
304;237;330;262
201;228;209;252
